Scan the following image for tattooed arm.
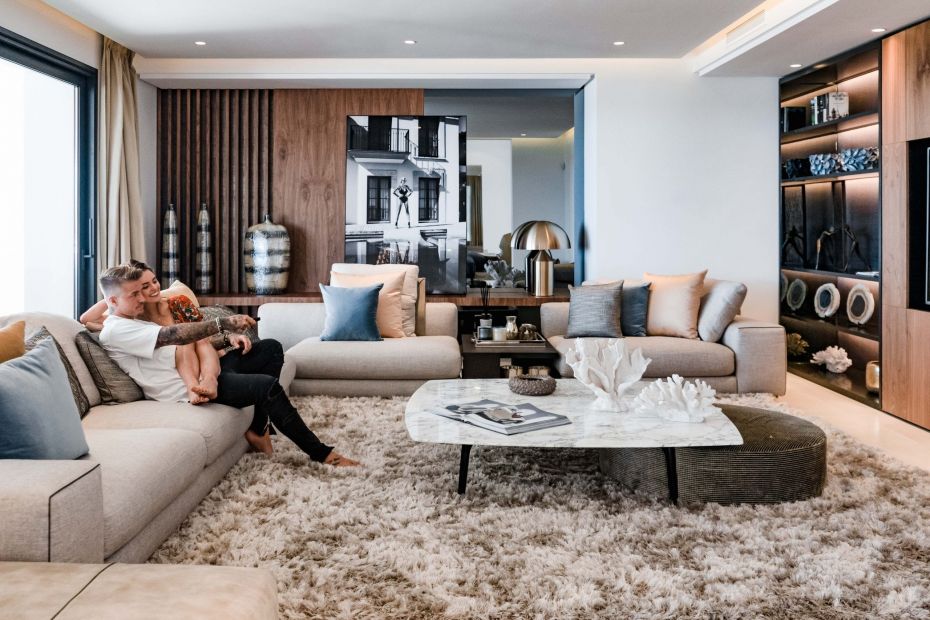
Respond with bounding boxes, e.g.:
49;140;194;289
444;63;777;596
155;314;255;348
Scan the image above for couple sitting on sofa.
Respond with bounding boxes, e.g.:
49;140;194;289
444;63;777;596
82;260;358;467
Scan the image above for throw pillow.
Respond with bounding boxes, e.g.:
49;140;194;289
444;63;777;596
581;280;650;337
163;280;199;307
319;283;383;341
330;271;406;338
330;263;418;337
415;277;426;337
74;331;145;403
644;270;708;339
0;338;90;460
199;305;259;343
698;279;747;342
566;282;623;338
25;327;91;419
0;320;25;363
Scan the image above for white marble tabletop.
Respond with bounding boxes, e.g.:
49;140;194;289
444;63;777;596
404;379;743;449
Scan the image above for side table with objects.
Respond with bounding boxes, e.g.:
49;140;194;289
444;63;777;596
460;335;561;379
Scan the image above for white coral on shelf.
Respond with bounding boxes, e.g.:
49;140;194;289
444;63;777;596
811;346;852;374
564;339;651;411
632;374;719;423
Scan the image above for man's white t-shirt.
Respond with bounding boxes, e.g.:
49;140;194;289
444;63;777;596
99;315;189;402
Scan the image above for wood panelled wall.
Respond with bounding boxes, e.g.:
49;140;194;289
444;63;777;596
272;89;424;292
157;89;274;293
881;22;930;430
157;88;423;294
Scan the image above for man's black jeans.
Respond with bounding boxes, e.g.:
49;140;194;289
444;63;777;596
213;339;333;462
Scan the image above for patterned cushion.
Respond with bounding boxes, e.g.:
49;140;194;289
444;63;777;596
74;331;144;404
566;282;623;338
25;327;91;418
198;306;259;342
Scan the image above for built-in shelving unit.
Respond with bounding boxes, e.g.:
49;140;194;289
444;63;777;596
779;42;881;408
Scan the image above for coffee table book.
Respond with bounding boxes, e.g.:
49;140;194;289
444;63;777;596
434;399;571;435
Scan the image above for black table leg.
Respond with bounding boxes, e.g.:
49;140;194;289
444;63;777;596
458;444;473;495
663;447;679;504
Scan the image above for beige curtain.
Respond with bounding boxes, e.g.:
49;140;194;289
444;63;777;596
97;37;146;278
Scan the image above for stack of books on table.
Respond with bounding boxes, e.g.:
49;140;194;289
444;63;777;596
434;399;570;435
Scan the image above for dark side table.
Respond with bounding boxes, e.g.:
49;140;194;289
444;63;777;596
460;335;561;379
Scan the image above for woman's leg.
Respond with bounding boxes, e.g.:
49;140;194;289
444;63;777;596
175;344;210;404
194;338;221;399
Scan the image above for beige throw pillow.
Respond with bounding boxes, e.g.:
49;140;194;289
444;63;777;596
0;321;26;363
163;280;200;307
644;270;708;339
330;271;406;338
330;264;419;337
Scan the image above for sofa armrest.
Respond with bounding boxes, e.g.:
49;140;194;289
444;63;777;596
257;303;326;351
424;303;458;338
722;316;787;395
0;460;104;562
540;303;569;338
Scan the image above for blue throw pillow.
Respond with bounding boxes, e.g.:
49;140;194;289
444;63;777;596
0;338;90;459
621;282;651;337
319;283;383;341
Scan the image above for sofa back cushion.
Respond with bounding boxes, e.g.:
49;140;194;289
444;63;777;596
25;327;91;418
644;270;707;339
75;331;145;404
581;279;650;337
331;263;418;337
0;338;90;459
698;279;747;342
566;283;623;338
330;271;406;338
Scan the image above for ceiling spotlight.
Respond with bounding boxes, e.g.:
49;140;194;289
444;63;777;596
789;63;802;68
520;133;527;137
404;40;417;45
613;41;625;46
194;41;206;46
871;28;886;33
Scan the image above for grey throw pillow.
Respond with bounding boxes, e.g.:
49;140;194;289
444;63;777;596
74;331;144;404
698;279;748;342
620;282;650;337
199;305;259;342
566;282;623;338
25;327;91;418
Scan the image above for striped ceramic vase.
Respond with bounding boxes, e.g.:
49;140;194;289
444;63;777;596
161;203;179;288
195;203;213;294
244;214;290;294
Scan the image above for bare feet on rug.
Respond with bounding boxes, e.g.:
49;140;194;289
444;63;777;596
324;451;361;467
245;429;274;455
188;385;211;405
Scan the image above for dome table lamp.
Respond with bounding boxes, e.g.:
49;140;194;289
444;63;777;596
511;220;571;296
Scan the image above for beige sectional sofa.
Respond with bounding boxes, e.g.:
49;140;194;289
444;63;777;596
258;302;461;397
0;312;252;564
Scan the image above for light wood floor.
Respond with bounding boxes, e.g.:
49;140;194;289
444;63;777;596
781;374;930;472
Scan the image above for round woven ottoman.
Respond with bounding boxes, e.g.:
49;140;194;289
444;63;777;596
599;404;827;504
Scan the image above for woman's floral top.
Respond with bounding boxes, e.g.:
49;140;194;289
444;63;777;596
167;295;203;324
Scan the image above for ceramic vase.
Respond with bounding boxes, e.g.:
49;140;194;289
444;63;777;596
865;361;881;393
160;204;179;289
244;214;290;295
195;203;213;294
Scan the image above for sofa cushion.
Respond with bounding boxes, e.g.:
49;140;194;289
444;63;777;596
82;428;205;557
550;335;734;378
75;331;145;404
644;270;707;339
288;335;461;380
331;263;419;337
330;271;406;338
698;279;747;342
566;283;623;338
26;327;91;418
319;283;382;341
82;400;251;465
0;320;25;362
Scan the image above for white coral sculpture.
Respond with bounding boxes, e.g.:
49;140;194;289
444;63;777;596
811;346;852;374
564;339;651;411
632;374;719;423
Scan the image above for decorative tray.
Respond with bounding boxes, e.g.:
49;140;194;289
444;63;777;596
471;334;549;347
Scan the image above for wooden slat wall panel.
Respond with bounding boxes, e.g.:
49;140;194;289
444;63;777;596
157;89;274;293
272;89;424;292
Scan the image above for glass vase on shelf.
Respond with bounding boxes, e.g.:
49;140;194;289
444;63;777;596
505;315;519;340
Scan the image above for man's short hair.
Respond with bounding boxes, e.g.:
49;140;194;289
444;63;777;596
99;264;143;298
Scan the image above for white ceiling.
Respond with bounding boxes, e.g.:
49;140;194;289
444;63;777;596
424;90;574;139
40;0;762;59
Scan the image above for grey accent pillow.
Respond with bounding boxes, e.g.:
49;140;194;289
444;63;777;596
698;279;748;342
25;327;91;419
199;305;259;342
566;282;623;338
74;331;144;404
620;282;650;337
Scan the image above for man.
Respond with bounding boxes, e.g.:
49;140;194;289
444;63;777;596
97;264;358;467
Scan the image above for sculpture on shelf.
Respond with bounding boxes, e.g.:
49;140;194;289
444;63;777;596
564;339;651;411
814;225;872;273
786;332;810;360
244;214;290;295
632;375;719;423
781;226;806;267
484;259;524;288
811;346;852;374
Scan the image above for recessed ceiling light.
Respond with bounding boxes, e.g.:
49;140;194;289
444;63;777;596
520;133;527;137
404;40;417;45
789;63;802;68
871;28;886;33
613;41;625;46
194;41;206;46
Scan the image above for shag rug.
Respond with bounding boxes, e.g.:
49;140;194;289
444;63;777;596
149;393;930;619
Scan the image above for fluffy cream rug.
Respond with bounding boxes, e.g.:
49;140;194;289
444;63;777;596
149;394;930;619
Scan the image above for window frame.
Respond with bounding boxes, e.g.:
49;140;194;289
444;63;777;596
0;26;97;317
418;177;440;223
366;176;392;223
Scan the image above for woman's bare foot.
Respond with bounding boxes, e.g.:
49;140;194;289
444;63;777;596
199;377;219;400
187;385;211;405
323;451;361;467
245;429;273;455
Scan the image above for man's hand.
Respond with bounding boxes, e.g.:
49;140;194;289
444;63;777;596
227;333;252;354
220;314;256;333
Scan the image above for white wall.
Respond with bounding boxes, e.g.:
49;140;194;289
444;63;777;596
466;139;512;253
1;0;101;68
511;137;568;228
136;77;158;267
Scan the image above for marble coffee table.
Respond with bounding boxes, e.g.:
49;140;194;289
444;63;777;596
405;379;743;495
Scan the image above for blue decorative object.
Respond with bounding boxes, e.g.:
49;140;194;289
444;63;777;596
839;147;880;172
319;283;383;341
621;282;651;337
808;153;840;176
0;338;89;460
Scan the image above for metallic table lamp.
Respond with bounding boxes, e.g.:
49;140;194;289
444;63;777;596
511;220;571;296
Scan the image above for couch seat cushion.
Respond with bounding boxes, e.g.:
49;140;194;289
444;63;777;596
550;335;734;378
288;336;461;380
82;428;205;557
82;400;251;465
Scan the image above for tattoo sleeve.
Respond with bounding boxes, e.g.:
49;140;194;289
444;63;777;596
155;321;220;347
208;332;226;350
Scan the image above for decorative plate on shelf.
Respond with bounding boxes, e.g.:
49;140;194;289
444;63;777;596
785;278;808;311
813;283;841;318
846;284;875;326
